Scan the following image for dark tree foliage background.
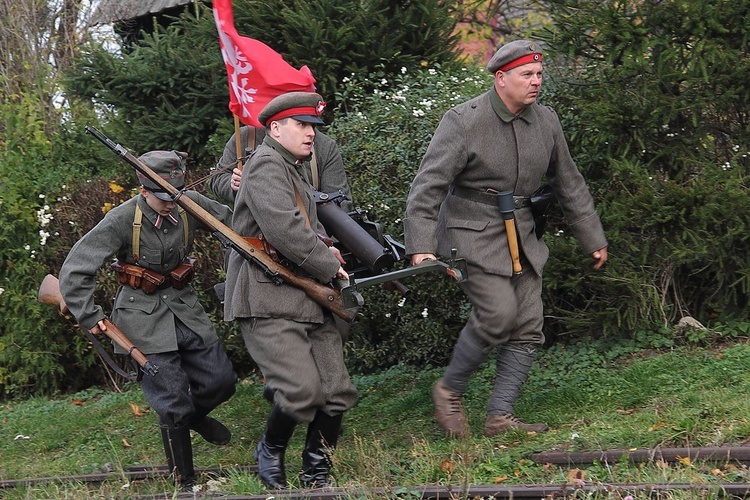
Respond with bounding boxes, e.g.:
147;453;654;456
63;0;461;166
536;0;750;337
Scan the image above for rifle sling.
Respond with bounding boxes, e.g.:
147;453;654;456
84;330;138;381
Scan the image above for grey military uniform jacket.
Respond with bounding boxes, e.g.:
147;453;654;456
404;88;607;277
210;126;353;211
223;136;341;324
59;193;233;354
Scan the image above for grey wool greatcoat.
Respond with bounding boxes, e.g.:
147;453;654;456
210;127;353;212
404;88;607;277
59;192;233;354
223;136;341;323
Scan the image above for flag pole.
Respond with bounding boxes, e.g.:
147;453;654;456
233;114;243;171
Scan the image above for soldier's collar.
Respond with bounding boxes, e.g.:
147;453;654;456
490;88;534;123
137;195;179;228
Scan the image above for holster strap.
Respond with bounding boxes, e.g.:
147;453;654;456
449;185;531;208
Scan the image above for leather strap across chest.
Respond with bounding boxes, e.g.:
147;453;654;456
132;204;189;262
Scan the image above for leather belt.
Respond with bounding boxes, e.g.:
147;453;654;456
449;185;531;208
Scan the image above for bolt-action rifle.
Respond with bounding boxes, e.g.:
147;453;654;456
37;274;158;377
85;126;357;322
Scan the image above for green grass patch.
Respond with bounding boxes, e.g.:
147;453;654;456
2;338;750;497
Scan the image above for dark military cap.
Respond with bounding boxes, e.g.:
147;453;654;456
487;40;543;73
137;150;187;201
259;91;326;127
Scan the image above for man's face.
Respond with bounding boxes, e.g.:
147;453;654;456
495;62;543;114
141;187;176;215
271;118;316;159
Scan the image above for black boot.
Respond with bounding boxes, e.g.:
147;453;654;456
190;416;231;445
160;425;196;490
254;404;297;489
189;404;232;445
299;411;343;488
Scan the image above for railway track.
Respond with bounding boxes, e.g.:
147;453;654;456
3;446;750;498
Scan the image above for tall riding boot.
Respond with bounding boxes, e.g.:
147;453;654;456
254;404;297;489
299;411;343;488
189;404;231;446
160;425;196;490
484;345;548;436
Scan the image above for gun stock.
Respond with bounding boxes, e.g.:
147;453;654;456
38;273;69;315
85;126;356;323
37;274;158;375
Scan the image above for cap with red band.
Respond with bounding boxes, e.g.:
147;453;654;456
259;92;326;126
487;40;544;73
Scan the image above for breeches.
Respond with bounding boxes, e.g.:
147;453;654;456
238;315;357;423
139;317;237;428
459;261;545;348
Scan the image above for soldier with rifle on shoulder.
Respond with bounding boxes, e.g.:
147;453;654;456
58;151;238;490
223;92;357;490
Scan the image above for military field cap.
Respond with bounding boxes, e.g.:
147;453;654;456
487;40;543;73
259;91;326;127
136;150;187;201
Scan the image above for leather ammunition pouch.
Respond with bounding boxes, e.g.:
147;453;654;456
169;257;197;289
530;185;555;239
111;258;196;294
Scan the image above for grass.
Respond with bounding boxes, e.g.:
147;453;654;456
2;335;750;498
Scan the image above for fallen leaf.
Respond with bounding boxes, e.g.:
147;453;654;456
492;475;508;483
567;468;586;484
648;422;665;432
440;459;455;473
711;468;724;477
616;408;635;415
129;402;145;417
70;399;84;406
676;455;692;467
122;439;131;448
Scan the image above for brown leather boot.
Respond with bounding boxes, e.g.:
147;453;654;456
432;378;468;438
484;413;548;437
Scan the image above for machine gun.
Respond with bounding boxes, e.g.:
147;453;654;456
313;190;468;308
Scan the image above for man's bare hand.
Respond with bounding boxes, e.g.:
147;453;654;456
89;319;107;335
592;247;608;270
411;253;437;266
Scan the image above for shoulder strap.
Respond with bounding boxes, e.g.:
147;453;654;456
293;184;311;228
310;148;319;190
132;204;143;261
132;204;189;262
179;207;189;249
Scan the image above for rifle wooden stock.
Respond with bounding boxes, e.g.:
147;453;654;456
85;126;355;323
37;274;156;374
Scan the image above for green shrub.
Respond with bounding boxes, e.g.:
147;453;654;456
537;0;750;335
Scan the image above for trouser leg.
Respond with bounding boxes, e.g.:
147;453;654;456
160;425;195;489
254;404;298;489
487;344;537;414
299;410;344;488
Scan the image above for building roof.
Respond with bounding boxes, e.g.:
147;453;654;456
91;0;197;25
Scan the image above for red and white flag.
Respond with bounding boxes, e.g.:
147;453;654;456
212;0;316;127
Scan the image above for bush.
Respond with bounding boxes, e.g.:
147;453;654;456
537;0;750;335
